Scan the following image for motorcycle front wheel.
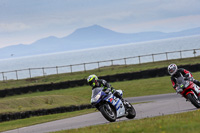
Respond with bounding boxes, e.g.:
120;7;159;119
99;103;116;122
187;93;200;108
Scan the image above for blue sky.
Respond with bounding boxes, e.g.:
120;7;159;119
0;0;200;48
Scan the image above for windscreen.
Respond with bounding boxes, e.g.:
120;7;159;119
177;77;185;85
91;87;103;98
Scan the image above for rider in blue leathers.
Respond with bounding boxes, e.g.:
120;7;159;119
87;74;122;99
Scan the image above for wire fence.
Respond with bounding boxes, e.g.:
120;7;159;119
1;48;200;81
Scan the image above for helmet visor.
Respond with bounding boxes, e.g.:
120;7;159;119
88;81;93;86
88;78;95;87
169;68;175;73
169;66;177;75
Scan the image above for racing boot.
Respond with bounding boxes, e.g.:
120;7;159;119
113;91;129;109
113;90;125;104
113;90;122;99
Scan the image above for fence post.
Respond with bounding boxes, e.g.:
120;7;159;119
124;58;127;66
165;52;168;60
2;72;4;82
29;68;32;78
84;63;86;72
152;54;154;62
111;60;113;66
70;65;72;73
98;62;100;71
193;49;196;57
56;66;58;74
42;68;45;76
138;56;141;64
180;51;182;59
15;70;18;80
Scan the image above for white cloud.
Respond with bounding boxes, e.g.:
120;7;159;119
0;23;30;32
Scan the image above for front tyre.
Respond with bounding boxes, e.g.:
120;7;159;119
99;104;116;122
187;93;200;108
125;101;136;119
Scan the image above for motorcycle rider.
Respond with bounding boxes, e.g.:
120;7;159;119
87;74;125;102
168;64;200;93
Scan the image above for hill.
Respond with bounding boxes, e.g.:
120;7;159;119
0;25;200;59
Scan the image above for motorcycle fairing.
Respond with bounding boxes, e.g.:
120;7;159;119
106;94;126;118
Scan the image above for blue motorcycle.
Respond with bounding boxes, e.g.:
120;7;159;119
91;87;136;122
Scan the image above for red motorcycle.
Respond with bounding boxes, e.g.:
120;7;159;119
176;76;200;108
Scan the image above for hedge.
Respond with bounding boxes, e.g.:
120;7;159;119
0;104;93;122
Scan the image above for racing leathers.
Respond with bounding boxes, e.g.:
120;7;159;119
170;68;200;92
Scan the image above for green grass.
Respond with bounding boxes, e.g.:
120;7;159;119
0;57;200;132
1;72;200;114
0;108;97;132
0;74;172;113
0;102;146;132
53;110;200;133
1;56;200;90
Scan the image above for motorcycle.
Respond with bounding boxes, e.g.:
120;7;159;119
176;76;200;108
91;87;136;122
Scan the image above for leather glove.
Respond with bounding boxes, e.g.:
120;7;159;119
189;77;194;82
185;73;190;77
104;88;111;94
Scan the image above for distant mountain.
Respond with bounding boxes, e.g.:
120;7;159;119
1;25;200;59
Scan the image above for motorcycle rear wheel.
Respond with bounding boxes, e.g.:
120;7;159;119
187;93;200;108
99;104;116;122
125;101;136;119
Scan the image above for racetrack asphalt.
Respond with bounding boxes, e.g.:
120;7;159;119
3;93;196;133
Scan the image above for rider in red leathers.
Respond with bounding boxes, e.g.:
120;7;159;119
168;64;200;93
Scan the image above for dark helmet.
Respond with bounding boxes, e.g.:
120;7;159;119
87;74;98;87
168;64;178;75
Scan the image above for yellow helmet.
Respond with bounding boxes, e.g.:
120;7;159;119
87;74;98;87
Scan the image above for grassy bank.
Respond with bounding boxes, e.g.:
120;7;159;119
53;110;200;133
0;75;173;114
0;57;200;132
1;56;200;90
0;108;97;132
1;72;200;114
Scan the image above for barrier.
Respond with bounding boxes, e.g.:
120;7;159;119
0;104;92;122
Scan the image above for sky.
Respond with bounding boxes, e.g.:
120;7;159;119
0;0;200;48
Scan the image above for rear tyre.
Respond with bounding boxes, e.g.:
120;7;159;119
187;93;200;108
125;101;136;119
99;104;116;122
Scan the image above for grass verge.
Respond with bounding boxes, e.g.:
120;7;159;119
0;108;97;132
53;110;200;133
0;102;148;132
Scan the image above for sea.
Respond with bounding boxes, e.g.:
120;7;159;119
0;35;200;80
